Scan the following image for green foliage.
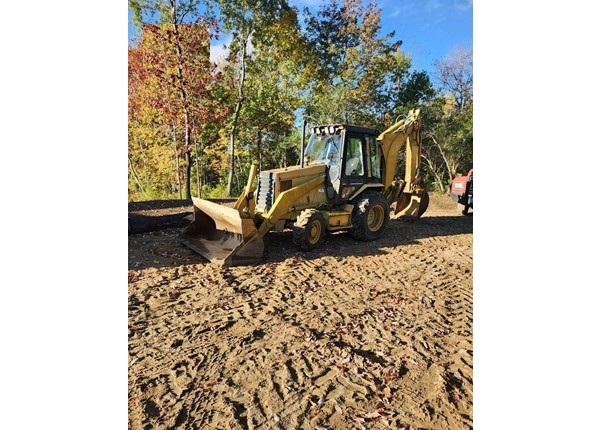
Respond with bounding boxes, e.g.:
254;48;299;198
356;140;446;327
214;0;305;194
200;182;229;198
301;0;410;128
128;182;180;202
420;97;473;192
129;0;216;29
396;70;436;110
303;0;358;79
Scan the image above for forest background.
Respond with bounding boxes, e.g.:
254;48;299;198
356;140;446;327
127;0;473;202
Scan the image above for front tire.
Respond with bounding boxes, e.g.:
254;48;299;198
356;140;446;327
293;209;326;251
350;191;390;241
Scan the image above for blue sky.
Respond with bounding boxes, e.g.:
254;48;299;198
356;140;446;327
129;0;472;75
373;0;472;72
307;0;471;73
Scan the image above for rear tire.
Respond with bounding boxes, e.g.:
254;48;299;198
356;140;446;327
350;191;389;241
293;209;326;251
457;201;472;216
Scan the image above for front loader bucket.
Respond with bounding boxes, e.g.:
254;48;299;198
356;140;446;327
392;189;430;218
178;198;264;266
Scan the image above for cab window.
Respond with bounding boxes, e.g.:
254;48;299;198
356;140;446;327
368;135;381;180
345;136;364;176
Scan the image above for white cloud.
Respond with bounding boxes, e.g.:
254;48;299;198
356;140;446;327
389;3;417;18
210;34;255;65
455;0;473;10
425;0;442;12
210;42;229;63
210;34;232;63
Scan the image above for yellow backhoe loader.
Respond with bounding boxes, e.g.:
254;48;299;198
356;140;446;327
179;108;429;266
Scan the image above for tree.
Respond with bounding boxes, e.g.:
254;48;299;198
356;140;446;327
419;47;473;192
129;35;180;198
433;46;473;110
217;0;299;195
396;70;436;110
236;6;307;173
129;0;226;199
303;0;358;82
301;0;411;128
130;0;216;29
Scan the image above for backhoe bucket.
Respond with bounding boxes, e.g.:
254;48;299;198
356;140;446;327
179;198;264;266
392;189;430;218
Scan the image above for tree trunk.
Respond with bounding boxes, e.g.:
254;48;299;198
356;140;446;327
175;153;182;199
128;155;145;193
227;32;249;196
185;152;192;200
194;129;202;198
137;137;149;186
172;123;182;199
169;1;193;200
426;133;460;192
257;130;262;172
227;132;236;196
421;153;445;194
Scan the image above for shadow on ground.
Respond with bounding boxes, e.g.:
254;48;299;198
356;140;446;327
128;210;472;271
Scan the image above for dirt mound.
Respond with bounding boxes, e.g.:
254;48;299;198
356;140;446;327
128;198;238;234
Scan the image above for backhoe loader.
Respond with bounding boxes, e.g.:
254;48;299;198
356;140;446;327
179;108;429;266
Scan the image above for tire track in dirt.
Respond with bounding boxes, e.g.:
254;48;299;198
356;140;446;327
128;195;473;429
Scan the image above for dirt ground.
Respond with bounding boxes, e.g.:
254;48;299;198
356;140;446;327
128;194;473;430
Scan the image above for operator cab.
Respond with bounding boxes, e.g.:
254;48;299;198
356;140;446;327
304;124;382;204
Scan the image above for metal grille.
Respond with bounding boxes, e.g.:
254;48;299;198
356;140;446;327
256;171;275;211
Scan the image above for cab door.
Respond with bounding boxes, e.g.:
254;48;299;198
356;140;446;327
337;133;367;200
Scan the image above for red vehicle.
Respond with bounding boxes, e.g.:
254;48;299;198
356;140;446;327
450;169;473;215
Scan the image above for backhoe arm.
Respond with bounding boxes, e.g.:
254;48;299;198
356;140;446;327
378;108;422;190
377;108;429;217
